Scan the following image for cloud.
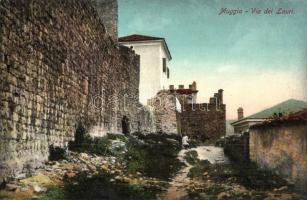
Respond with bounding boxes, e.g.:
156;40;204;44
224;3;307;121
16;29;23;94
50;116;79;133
216;65;240;73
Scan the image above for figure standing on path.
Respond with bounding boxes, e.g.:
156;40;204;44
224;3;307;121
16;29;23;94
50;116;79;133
182;134;189;149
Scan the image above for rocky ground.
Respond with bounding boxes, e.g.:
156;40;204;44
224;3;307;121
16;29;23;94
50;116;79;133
0;133;182;200
0;134;305;200
182;148;305;200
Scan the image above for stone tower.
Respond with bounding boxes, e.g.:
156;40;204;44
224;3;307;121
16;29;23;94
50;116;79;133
94;0;118;41
238;107;244;120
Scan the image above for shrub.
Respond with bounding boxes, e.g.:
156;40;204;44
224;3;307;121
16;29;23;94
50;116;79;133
49;145;67;161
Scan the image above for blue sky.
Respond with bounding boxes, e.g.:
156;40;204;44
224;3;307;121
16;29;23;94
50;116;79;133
118;0;307;119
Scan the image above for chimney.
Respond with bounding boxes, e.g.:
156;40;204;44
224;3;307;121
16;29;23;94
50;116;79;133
192;81;197;90
218;89;223;104
237;107;244;120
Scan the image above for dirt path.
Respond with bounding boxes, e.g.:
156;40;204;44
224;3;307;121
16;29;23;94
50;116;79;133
158;146;228;200
158;149;192;200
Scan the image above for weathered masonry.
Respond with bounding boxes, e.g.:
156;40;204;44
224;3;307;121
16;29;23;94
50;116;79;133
178;89;226;143
148;84;226;142
0;0;154;182
249;111;307;195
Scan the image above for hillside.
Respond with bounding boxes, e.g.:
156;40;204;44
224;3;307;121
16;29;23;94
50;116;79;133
248;99;307;119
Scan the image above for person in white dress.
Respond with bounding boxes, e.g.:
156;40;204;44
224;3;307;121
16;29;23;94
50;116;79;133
182;135;189;149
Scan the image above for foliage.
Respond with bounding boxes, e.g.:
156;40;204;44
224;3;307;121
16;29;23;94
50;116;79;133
68;122;113;155
124;133;183;180
107;133;128;142
188;160;290;190
69;135;111;156
184;150;200;165
49;145;67;161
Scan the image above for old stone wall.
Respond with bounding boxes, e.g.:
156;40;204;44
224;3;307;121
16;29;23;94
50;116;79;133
148;91;179;134
250;123;307;194
179;101;226;144
0;0;144;182
94;0;118;41
223;133;249;163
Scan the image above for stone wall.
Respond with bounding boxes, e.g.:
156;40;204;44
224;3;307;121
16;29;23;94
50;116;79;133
0;0;145;182
148;91;179;134
223;133;249;163
148;89;226;140
250;123;307;194
94;0;118;41
179;92;226;144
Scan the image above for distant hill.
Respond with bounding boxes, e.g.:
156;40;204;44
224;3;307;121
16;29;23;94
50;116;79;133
248;99;307;119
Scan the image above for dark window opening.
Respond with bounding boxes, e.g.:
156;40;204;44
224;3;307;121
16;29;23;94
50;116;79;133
163;58;166;72
167;67;170;79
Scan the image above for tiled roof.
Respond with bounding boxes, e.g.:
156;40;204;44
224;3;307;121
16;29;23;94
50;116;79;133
251;109;307;128
118;34;172;60
118;34;164;42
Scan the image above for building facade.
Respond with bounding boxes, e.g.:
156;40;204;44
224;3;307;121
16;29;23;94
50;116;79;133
169;81;198;106
119;34;172;104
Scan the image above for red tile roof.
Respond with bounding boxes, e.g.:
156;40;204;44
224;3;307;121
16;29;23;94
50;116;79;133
251;109;307;128
118;34;164;42
286;109;307;121
118;34;172;60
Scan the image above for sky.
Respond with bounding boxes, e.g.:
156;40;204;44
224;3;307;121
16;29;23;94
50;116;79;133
118;0;307;119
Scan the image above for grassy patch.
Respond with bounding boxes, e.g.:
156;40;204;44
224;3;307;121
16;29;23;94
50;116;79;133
37;187;66;200
184;150;200;165
233;161;290;190
69;135;111;156
124;134;184;181
107;133;128;142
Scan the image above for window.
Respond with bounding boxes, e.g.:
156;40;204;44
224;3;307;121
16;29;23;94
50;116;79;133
167;67;170;79
163;58;166;72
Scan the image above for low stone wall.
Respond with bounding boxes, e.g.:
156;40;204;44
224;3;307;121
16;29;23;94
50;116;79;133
250;123;307;194
223;133;249;163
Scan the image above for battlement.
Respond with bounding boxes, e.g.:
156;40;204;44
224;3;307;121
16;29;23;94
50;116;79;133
169;81;197;92
182;102;226;112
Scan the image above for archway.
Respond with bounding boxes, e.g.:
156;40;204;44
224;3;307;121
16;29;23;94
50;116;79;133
122;116;130;136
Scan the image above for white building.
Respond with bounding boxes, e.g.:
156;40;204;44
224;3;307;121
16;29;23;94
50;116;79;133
118;34;172;105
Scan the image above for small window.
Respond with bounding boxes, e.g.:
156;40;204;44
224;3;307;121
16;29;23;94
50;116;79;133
163;58;166;72
167;67;170;79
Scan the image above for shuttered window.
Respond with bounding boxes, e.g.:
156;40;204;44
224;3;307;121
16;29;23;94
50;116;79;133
163;58;166;72
167;67;170;79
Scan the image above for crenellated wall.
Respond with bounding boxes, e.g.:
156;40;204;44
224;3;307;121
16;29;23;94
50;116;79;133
179;90;226;143
147;89;226;141
0;0;148;182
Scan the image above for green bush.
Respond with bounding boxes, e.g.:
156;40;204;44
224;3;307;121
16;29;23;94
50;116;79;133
69;135;111;156
184;150;200;165
107;133;127;142
49;145;66;161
